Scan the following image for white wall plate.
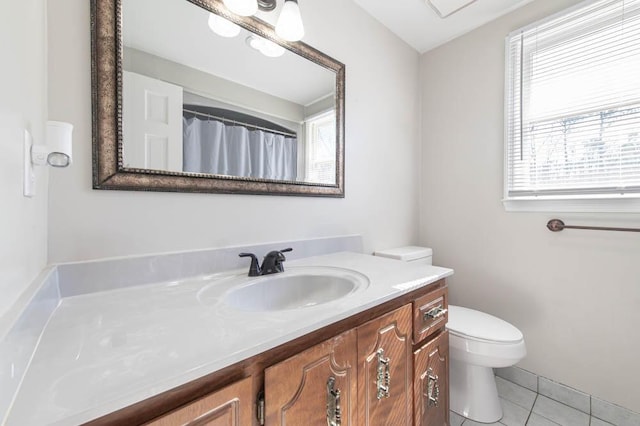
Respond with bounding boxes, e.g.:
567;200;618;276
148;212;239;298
23;130;35;197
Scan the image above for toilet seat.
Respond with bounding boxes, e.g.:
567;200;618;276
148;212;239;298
446;305;526;368
447;305;523;343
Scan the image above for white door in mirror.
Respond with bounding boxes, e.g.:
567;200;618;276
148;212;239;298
123;71;183;172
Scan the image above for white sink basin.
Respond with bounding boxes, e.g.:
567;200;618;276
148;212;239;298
221;267;369;311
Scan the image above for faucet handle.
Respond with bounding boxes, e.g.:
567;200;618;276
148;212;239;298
274;247;293;272
275;248;293;266
239;252;261;276
261;248;293;275
278;248;293;260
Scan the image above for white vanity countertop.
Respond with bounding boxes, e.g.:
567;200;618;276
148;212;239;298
5;252;452;425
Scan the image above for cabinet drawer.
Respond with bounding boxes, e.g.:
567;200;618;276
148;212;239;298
413;286;448;344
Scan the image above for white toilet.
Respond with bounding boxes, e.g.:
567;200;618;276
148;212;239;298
374;246;527;424
447;305;526;423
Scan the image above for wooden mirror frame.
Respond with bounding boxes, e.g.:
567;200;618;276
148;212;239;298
91;0;345;197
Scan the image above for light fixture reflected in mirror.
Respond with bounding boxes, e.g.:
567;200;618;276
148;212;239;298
276;0;304;41
208;12;241;37
246;34;285;57
257;0;276;11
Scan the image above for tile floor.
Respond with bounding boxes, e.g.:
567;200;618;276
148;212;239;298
449;375;632;426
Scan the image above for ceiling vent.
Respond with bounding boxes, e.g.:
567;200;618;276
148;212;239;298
425;0;478;18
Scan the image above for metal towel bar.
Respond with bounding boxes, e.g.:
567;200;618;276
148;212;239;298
547;219;640;233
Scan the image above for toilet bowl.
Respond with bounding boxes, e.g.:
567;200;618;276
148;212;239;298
447;305;526;423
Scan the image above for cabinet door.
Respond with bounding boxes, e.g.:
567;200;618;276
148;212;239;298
145;376;253;426
265;329;357;425
357;304;413;426
414;331;449;426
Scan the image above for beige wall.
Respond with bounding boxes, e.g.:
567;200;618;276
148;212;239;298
0;0;49;318
420;0;640;413
47;0;420;262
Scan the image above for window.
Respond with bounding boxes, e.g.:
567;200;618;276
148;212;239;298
504;0;640;211
304;110;336;184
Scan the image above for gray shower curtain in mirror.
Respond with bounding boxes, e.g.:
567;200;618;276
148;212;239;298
183;117;297;180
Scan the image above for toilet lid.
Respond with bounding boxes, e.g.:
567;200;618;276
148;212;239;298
446;305;523;343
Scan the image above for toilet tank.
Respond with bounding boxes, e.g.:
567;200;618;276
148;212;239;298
374;246;433;265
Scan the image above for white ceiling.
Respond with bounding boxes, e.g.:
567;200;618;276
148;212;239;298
352;0;535;53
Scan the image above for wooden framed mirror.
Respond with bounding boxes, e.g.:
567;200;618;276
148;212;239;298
91;0;345;196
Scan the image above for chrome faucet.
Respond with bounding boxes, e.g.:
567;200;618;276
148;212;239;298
239;248;293;277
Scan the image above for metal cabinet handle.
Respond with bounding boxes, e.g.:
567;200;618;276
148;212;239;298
376;348;391;400
327;376;342;426
427;368;440;407
423;306;447;321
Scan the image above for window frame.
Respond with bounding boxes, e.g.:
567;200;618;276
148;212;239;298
304;109;337;185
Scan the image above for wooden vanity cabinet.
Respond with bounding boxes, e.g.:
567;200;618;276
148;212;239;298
87;280;449;426
264;329;358;425
145;376;253;426
357;304;413;426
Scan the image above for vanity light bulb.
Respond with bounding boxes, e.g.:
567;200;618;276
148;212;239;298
208;13;241;38
247;35;264;51
223;0;258;17
246;35;285;58
260;39;285;57
275;0;304;42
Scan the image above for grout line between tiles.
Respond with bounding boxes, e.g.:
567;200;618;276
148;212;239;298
525;393;538;425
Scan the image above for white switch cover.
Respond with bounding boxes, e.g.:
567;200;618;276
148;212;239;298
23;130;35;197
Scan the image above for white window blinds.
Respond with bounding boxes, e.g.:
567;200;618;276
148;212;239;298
505;0;640;199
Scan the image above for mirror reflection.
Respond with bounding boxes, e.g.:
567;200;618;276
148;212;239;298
121;0;338;185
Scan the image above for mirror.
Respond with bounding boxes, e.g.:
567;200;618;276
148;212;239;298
91;0;345;196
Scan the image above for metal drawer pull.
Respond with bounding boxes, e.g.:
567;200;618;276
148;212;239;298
327;376;341;426
424;306;447;321
376;348;391;400
427;368;440;407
